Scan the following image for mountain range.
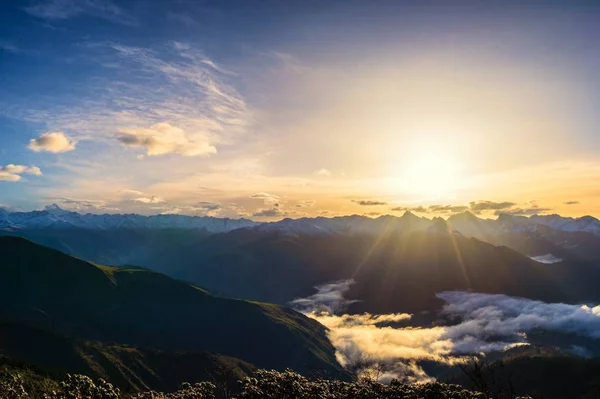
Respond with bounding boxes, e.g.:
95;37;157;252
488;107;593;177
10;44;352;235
2;204;599;238
0;204;256;232
3;206;600;311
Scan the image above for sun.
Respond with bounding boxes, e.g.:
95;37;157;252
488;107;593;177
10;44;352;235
399;153;463;199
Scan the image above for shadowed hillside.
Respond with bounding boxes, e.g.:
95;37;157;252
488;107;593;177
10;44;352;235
155;228;597;314
0;236;345;379
0;319;253;393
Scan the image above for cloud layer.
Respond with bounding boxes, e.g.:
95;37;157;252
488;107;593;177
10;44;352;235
290;280;359;314
390;200;553;217
293;280;600;382
353;200;388;206
469;200;516;212
530;253;563;264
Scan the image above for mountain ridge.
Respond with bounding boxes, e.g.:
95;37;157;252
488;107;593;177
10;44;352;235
0;204;257;232
2;204;599;237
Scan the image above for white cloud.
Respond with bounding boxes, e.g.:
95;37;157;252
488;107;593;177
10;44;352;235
438;291;600;341
134;196;165;204
530;253;563;264
195;201;221;211
25;0;137;25
316;168;332;177
315;313;412;329
117;122;216;157
43;197;115;211
249;192;280;205
120;189;145;196
3;42;250;160
293;281;600;382
28;131;76;153
291;280;359;314
295;200;316;208
252;208;281;218
0;164;42;182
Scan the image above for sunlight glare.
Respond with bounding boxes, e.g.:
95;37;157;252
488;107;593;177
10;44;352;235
402;153;463;199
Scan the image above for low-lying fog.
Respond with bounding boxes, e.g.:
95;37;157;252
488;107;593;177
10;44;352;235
292;280;600;382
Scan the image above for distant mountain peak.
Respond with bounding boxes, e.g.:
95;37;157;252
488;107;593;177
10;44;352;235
44;203;65;213
449;210;479;222
401;210;417;218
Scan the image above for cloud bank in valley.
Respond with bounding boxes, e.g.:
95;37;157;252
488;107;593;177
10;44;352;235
290;280;359;314
292;280;600;382
530;253;563;264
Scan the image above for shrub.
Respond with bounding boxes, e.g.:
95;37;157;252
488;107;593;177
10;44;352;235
0;368;495;399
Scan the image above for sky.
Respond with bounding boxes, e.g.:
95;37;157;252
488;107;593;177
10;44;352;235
1;0;599;220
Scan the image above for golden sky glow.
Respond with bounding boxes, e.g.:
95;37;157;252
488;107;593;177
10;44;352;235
1;2;599;219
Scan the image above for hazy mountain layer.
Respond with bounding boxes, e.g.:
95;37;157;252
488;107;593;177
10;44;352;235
0;204;256;232
162;227;600;314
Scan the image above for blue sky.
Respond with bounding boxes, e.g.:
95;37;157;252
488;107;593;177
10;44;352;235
1;0;599;218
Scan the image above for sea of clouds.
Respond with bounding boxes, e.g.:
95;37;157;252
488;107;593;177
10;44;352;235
291;280;600;382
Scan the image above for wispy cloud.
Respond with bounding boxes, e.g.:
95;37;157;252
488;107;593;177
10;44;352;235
6;41;251;154
25;0;137;25
469;200;516;212
390;204;466;214
195;201;221;211
252;208;281;218
250;192;280;205
290;280;359;314
390;201;551;217
390;206;428;213
295;200;316;208
0;40;19;53
107;42;249;137
495;205;552;216
352;200;387;206
44;191;229;216
316;168;332;177
429;205;469;213
133;196;165;204
44;196;115;211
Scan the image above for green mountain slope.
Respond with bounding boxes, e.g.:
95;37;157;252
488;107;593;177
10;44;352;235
0;236;344;379
0;319;253;393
